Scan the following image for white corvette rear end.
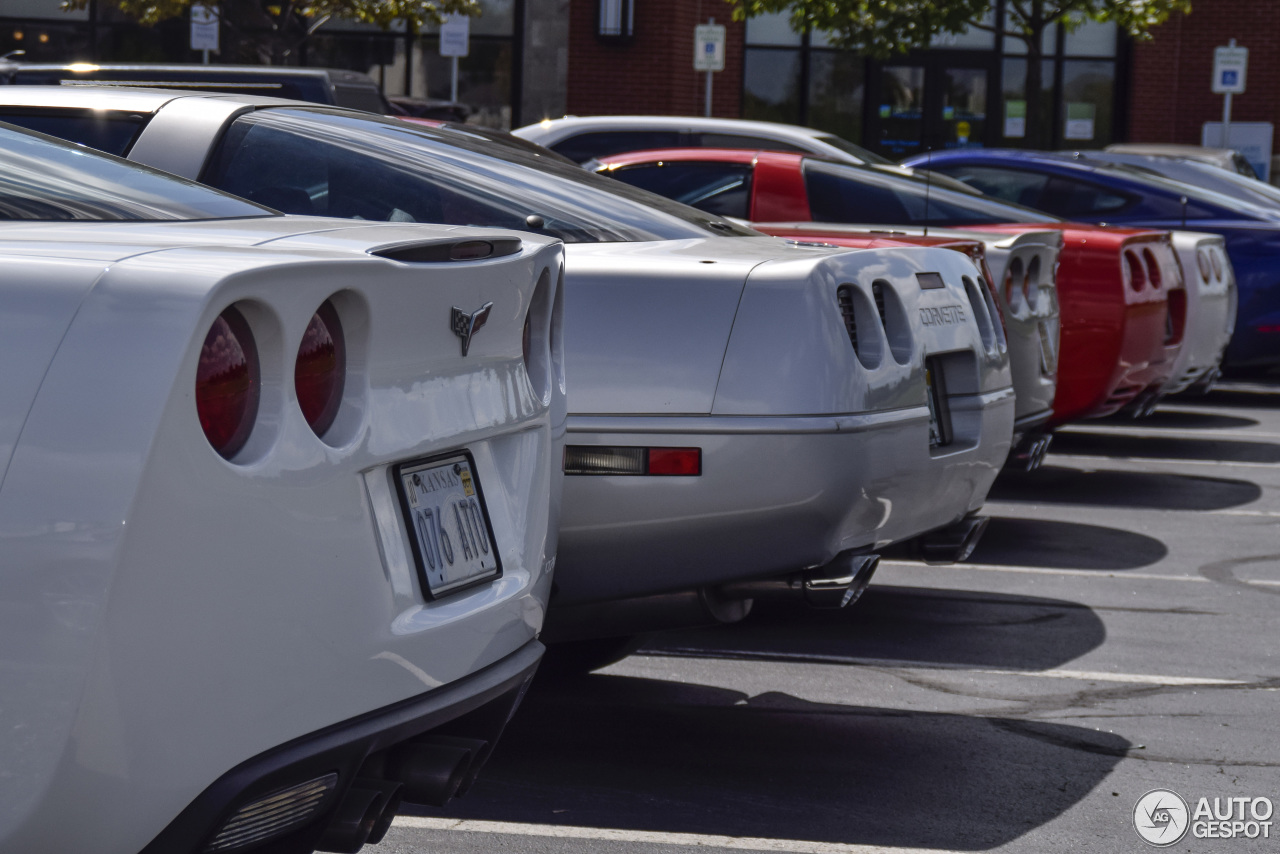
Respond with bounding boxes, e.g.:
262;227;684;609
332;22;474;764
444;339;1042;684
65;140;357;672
0;125;564;854
1164;231;1237;393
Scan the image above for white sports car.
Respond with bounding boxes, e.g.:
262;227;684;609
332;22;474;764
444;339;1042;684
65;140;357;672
0;123;564;854
0;88;1014;654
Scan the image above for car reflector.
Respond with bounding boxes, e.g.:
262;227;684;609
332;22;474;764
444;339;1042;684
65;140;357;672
564;446;701;476
647;447;701;476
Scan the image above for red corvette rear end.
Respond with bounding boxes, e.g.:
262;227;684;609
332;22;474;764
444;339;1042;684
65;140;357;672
972;224;1183;423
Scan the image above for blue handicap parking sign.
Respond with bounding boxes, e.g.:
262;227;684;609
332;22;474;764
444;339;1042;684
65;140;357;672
1222;70;1239;86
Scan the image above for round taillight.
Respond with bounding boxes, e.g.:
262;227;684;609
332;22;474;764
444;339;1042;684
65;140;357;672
1197;247;1213;282
1125;250;1146;291
295;299;345;438
1004;257;1024;311
1142;249;1162;289
197;306;260;460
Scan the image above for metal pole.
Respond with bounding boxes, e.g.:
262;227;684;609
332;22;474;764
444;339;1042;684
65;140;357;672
1222;37;1236;148
451;55;459;103
704;16;714;117
202;49;210;65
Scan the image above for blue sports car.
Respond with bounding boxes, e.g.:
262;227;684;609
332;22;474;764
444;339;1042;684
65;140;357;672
902;149;1279;371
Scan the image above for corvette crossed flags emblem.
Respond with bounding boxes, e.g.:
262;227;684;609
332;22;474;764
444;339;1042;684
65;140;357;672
451;302;493;356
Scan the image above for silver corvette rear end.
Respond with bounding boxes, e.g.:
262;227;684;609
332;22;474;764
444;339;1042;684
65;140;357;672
552;239;1013;636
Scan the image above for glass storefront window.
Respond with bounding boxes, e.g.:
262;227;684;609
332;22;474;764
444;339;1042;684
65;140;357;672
1001;58;1055;148
930;11;996;50
1060;59;1114;148
808;51;864;144
418;37;513;128
1002;21;1057;55
745;12;802;46
1063;17;1117;57
419;0;514;36
743;47;802;124
879;65;925;156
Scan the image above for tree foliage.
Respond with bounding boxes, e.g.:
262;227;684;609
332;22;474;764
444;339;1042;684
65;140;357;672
727;0;1191;59
62;0;480;63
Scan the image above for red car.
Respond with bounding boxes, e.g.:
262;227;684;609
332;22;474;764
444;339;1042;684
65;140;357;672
594;148;1184;425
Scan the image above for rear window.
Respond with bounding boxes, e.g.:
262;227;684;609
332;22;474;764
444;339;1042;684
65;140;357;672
0;109;144;156
803;160;1057;226
0;122;273;221
610;162;753;219
550;130;683;164
202;108;758;243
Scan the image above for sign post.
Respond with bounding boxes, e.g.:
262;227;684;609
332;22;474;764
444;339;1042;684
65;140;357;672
1212;39;1248;148
694;20;726;118
439;14;470;103
190;4;219;64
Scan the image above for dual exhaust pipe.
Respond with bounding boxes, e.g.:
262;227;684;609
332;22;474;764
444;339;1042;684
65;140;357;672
913;514;989;564
718;551;880;609
316;735;491;853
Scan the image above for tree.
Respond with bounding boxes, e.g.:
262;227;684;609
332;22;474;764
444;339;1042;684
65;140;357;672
727;0;1191;148
63;0;480;65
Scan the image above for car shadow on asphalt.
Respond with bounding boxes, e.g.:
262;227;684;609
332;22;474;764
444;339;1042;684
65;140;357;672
409;671;1129;850
1049;430;1280;463
1102;407;1260;430
641;585;1106;673
964;516;1167;569
1186;385;1280;409
991;464;1263;511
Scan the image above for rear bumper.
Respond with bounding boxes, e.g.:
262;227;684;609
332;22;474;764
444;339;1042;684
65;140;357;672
139;640;542;854
556;393;1013;607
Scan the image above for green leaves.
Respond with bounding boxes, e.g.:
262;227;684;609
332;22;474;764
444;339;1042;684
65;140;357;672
727;0;1191;56
61;0;480;31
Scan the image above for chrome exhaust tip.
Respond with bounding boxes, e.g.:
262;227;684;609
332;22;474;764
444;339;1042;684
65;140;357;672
802;552;880;609
915;514;990;565
717;550;880;610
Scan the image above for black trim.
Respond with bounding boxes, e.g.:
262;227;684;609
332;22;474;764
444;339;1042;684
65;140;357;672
139;640;543;854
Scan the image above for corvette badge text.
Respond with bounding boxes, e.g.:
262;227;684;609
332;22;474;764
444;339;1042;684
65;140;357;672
919;304;966;326
1133;789;1274;846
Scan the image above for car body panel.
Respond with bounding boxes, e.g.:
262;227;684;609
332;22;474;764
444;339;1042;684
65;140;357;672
901;148;1275;370
0;211;565;852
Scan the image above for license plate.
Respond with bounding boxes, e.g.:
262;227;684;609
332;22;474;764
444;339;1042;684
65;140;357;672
925;356;953;448
395;453;501;598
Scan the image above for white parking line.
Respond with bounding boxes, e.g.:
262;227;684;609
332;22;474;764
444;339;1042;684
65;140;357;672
392;817;949;853
1059;426;1280;440
1049;453;1277;468
1211;509;1280;518
881;560;1280;586
638;651;1249;687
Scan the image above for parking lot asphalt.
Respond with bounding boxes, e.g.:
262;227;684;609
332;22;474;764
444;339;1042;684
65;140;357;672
382;383;1280;854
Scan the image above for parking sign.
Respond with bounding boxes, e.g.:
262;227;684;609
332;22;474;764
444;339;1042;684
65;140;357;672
1212;46;1247;94
694;24;726;72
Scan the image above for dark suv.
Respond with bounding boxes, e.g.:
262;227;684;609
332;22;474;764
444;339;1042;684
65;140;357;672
0;63;389;113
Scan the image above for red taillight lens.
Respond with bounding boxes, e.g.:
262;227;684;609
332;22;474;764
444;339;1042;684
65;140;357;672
1125;250;1147;290
295;299;345;437
197;306;259;459
647;447;701;476
1142;249;1163;289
